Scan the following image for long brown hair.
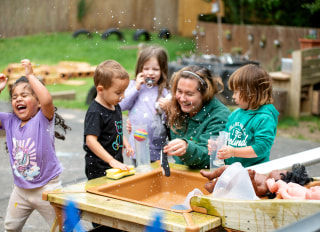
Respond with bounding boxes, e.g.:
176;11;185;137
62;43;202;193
166;65;223;132
228;64;273;110
135;45;169;99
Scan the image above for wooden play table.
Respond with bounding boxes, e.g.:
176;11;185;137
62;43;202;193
43;163;222;232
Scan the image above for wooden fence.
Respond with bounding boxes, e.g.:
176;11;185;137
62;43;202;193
195;22;320;71
0;0;70;37
1;0;319;72
0;0;213;38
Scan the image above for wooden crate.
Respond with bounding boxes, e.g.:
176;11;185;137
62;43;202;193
289;47;320;118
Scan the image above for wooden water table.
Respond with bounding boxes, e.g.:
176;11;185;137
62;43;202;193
43;163;222;232
44;148;320;232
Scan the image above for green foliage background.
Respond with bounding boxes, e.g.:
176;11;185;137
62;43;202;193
200;0;320;28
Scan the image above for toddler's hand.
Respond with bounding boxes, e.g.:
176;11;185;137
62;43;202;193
124;143;134;158
217;145;234;159
0;73;8;92
109;159;130;171
21;59;34;76
135;72;145;90
158;97;170;110
126;118;132;134
207;138;218;155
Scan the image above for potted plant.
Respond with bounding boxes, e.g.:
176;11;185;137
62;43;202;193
299;37;320;49
225;30;231;40
299;30;320;49
259;35;266;48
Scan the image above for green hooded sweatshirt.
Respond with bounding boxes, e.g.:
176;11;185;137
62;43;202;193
170;97;231;169
224;104;279;168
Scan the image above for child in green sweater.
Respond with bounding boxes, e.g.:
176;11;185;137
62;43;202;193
216;64;279;168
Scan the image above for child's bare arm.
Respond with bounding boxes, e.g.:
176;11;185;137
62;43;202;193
123;136;134;157
86;135;130;170
0;73;8;128
0;73;7;93
217;145;257;160
21;59;55;121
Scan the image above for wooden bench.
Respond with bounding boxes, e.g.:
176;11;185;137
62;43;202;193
270;47;320;118
50;90;76;100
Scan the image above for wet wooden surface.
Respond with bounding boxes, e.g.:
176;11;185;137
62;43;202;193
43;163;221;232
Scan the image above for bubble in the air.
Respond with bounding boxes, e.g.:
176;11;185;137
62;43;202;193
154;17;157;21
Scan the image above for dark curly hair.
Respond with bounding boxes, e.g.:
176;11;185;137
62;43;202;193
266;163;313;199
10;76;71;140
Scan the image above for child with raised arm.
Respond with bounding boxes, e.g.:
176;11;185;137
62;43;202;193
216;64;279;168
84;60;133;180
0;59;70;231
120;45;170;163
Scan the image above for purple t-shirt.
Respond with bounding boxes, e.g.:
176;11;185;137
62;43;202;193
0;110;63;189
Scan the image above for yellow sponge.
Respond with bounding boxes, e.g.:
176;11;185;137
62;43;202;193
106;165;136;179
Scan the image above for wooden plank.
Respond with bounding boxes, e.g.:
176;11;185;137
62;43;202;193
269;72;291;81
302;58;320;66
190;195;320;232
178;0;212;36
301;76;320;86
301;67;320;77
289;50;302;118
301;47;320;57
51;90;76;100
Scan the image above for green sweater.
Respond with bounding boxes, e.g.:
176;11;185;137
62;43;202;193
170;97;231;169
224;104;279;168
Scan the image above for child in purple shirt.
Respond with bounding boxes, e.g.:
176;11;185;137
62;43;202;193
0;59;70;231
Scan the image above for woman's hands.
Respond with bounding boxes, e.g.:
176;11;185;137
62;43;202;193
163;139;188;156
0;73;8;93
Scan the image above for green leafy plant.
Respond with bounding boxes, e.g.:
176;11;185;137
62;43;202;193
77;0;87;22
302;0;320;14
